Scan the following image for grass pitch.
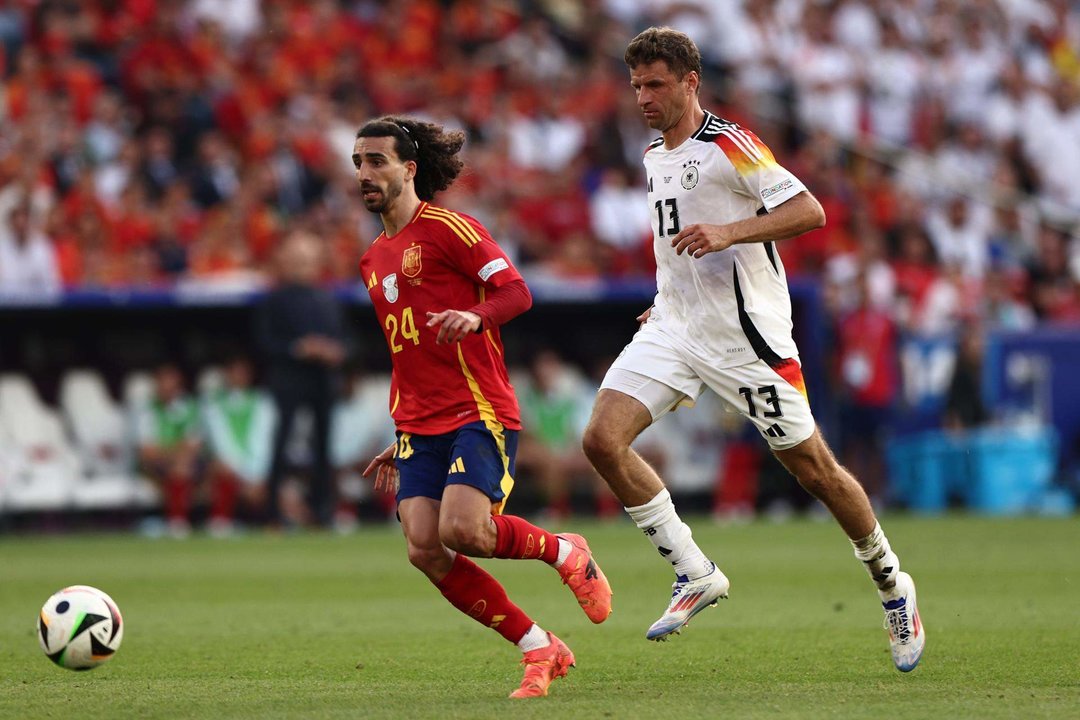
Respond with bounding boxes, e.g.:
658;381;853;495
1;516;1077;719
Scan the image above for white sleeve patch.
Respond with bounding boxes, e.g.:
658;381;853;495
761;178;794;201
478;258;509;282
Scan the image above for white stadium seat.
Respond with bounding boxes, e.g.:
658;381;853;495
60;370;161;512
60;369;131;476
0;371;161;515
0;374;82;511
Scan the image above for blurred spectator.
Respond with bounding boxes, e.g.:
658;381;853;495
139;126;180;201
834;270;899;504
200;353;276;535
0;198;61;298
254;231;347;528
589;165;653;274
943;322;990;431
924;196;994;279
863;16;923;146
791;2;859;142
891;223;946;333
1026;222;1080;322
515;349;618;518
189;132;240;209
135;363;202;538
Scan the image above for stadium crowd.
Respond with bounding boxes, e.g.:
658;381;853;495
1;0;1080;524
0;0;1077;323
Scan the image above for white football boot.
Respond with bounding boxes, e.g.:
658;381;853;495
646;562;729;641
882;571;925;672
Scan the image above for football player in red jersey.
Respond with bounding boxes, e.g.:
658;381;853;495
355;116;612;699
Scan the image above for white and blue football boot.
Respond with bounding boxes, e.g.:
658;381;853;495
646;562;729;641
882;571;925;672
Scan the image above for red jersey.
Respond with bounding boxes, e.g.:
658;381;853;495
360;202;523;434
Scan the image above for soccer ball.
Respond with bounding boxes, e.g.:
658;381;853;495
37;585;124;670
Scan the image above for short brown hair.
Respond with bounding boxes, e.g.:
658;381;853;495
624;26;702;80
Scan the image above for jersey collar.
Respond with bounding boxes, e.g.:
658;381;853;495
691;110;718;140
377;201;428;243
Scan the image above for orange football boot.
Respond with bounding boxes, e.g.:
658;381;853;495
509;632;575;699
556;533;613;623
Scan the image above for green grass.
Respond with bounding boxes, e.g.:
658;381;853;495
1;516;1078;719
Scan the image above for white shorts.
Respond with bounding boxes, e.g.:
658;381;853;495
600;324;815;450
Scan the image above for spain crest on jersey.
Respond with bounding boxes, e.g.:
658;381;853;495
402;244;422;278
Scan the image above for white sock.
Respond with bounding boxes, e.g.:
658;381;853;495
552;538;572;569
851;522;901;597
625;488;712;580
516;624;550;653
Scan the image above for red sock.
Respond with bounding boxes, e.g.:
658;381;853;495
491;514;560;563
164;474;192;522
210;470;239;521
435;554;533;644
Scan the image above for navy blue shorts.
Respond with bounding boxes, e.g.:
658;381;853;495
394;421;518;513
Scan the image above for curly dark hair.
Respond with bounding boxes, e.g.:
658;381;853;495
356;116;466;201
624;26;702;81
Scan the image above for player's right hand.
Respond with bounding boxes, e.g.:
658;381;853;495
362;442;399;493
636;306;652;325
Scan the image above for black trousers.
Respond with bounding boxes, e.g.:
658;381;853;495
267;378;335;527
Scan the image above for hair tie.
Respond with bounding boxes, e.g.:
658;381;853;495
397;123;419;151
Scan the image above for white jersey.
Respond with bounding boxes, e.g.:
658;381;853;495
644;111;807;368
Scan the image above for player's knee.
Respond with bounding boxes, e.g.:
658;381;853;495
406;544;445;573
438;516;489;556
582;424;622;468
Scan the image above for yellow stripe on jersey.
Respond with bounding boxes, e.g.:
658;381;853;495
421;207;482;247
456;344;514;513
485;330;501;355
420;211;476;247
424;206;482;246
475;287;502;356
390;389;400;415
367;272;378;290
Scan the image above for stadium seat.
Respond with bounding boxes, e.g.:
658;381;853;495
60;369;131;476
70;473;161;511
0;374;81;511
59;370;161;512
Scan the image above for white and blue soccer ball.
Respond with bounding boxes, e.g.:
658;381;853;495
38;585;124;670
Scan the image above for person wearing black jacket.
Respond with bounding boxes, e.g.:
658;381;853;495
254;231;347;527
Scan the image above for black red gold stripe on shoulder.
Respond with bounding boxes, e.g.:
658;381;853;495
421;206;482;247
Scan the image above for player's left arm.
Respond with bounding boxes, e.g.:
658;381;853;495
426;279;532;344
425;212;532;344
671;190;826;258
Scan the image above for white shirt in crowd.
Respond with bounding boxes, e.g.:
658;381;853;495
0;224;61;298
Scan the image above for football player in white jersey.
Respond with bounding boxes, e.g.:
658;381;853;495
581;27;924;672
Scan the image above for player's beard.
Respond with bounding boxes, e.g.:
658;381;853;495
360;177;403;215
